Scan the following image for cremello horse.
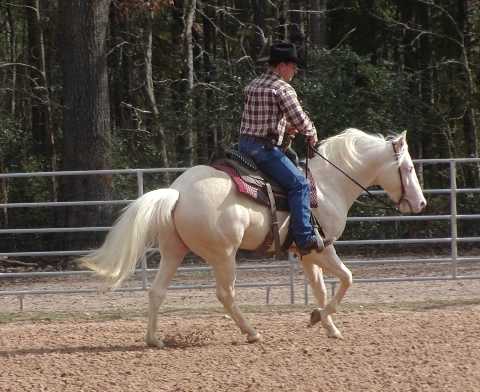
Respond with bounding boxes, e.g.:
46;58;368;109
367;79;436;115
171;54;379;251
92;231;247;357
82;128;426;347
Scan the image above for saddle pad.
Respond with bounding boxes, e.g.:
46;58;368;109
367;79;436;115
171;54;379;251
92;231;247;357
212;162;285;209
212;161;318;210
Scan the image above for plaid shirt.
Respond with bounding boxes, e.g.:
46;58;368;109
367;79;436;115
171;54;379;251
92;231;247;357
239;70;316;145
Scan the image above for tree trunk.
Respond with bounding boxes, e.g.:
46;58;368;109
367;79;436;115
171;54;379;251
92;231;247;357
0;156;8;228
459;0;479;186
26;0;58;200
1;4;17;229
144;10;171;184
109;5;133;133
310;0;327;49
417;0;434;176
276;0;289;40
398;0;423;159
359;0;380;63
289;0;306;65
184;0;196;167
251;0;266;59
5;5;16;116
60;0;112;246
197;0;214;162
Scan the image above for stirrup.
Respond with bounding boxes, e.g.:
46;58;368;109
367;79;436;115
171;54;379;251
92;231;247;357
313;227;325;251
298;234;324;256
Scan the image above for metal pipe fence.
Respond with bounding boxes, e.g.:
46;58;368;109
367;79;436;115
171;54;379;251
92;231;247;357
1;158;479;309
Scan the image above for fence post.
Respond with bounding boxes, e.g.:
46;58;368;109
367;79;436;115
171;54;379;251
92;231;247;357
137;171;149;290
288;252;296;304
450;160;458;279
304;275;309;305
331;281;336;297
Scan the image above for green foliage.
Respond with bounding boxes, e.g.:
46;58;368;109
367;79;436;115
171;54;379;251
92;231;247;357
296;48;440;141
0;116;33;172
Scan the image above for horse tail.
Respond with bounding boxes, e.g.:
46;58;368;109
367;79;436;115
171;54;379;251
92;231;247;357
81;188;179;289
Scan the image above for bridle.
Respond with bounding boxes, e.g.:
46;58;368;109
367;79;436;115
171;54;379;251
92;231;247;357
308;141;409;213
391;141;413;212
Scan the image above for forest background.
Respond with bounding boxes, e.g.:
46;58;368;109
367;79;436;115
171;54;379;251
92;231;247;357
0;0;479;258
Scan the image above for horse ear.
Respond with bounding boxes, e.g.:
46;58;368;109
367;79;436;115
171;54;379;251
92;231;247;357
393;130;407;152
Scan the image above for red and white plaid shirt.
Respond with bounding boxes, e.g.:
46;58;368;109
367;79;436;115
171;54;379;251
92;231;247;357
239;70;317;145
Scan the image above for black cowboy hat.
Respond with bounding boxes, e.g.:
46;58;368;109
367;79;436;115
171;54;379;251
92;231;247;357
258;41;299;64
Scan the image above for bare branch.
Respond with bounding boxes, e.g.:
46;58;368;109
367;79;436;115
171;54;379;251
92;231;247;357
120;101;152;114
370;0;473;50
196;4;238;42
288;7;354;15
107;41;129;57
194;81;227;93
0;62;46;79
330;27;357;51
415;0;464;41
0;2;37;12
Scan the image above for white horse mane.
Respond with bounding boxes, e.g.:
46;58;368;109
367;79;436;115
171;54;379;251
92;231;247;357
318;128;405;170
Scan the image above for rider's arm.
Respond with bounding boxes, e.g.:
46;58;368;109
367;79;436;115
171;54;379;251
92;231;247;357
277;86;318;144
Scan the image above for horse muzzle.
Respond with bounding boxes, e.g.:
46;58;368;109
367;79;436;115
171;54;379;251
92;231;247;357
398;197;427;214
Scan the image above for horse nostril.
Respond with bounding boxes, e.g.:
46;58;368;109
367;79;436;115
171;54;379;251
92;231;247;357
420;200;427;210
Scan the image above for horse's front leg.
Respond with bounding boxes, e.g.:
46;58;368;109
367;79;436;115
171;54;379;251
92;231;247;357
304;245;352;339
300;259;327;308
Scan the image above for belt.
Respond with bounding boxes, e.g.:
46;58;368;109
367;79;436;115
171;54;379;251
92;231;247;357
240;134;277;146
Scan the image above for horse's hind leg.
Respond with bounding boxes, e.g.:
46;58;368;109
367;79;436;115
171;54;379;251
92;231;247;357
145;242;188;348
211;256;261;343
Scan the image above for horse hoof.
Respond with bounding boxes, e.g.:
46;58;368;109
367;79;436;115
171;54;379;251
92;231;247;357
327;330;343;339
145;336;165;348
310;308;322;326
247;332;262;343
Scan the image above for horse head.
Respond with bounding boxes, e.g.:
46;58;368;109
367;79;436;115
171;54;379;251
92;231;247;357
375;131;426;214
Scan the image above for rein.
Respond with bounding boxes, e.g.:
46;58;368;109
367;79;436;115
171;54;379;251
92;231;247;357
308;143;404;213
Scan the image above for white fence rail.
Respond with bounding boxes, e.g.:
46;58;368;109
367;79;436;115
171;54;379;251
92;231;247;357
1;158;479;308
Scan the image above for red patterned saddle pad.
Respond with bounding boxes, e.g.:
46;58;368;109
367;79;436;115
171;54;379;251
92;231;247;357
212;161;318;211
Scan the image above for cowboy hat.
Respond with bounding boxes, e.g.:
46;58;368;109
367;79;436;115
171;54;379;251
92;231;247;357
258;41;299;64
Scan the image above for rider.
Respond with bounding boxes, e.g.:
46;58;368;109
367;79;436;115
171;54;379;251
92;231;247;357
238;41;324;255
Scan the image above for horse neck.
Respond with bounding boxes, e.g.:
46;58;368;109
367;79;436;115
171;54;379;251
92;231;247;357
312;141;390;213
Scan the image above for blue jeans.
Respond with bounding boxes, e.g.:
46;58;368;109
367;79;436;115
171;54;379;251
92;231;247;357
239;136;315;248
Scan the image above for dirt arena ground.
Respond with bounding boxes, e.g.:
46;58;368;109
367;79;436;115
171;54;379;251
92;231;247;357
1;305;479;392
1;261;480;391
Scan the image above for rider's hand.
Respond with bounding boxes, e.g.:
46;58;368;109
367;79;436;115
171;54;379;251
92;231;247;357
307;133;318;158
307;133;318;146
286;124;298;136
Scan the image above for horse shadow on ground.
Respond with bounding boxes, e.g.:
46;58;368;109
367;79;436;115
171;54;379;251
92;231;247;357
0;339;213;358
0;344;157;358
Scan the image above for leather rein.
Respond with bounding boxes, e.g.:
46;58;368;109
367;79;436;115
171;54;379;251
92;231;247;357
308;141;408;213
